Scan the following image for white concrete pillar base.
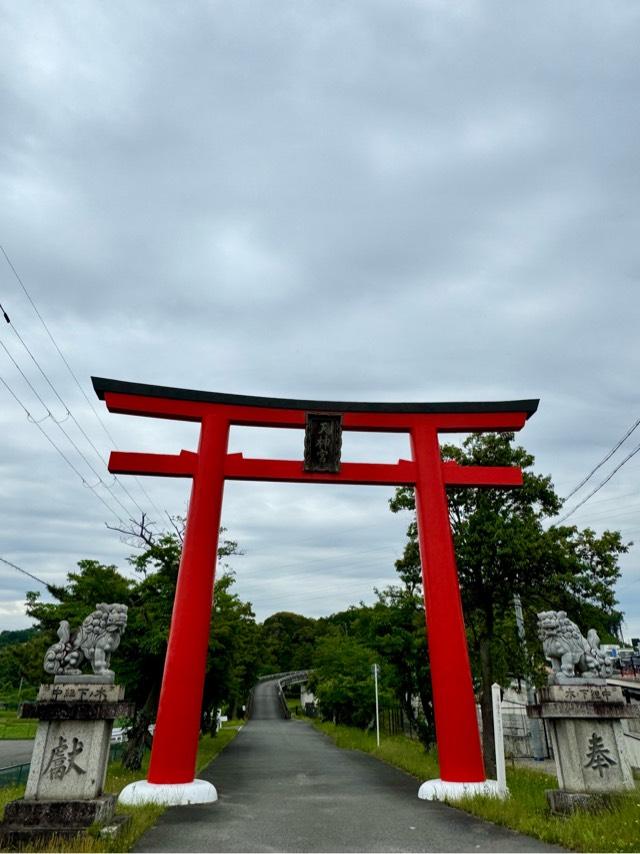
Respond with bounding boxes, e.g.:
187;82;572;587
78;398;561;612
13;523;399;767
118;779;218;806
418;778;507;801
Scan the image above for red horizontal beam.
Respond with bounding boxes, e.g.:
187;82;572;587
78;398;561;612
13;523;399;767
103;392;529;434
104;393;221;423
223;454;417;486
442;461;523;487
108;450;524;490
108;450;198;477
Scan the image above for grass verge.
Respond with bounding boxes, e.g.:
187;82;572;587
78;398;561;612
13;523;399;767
311;719;640;853
311;719;440;780
286;698;301;717
0;723;242;852
0;711;38;740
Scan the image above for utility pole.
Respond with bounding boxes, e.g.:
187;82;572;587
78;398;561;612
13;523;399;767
513;594;545;760
491;683;507;795
372;663;380;747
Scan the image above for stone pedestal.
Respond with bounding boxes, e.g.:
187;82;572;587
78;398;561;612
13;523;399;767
0;682;134;847
528;684;639;814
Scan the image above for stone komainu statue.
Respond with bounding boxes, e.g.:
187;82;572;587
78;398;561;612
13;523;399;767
537;610;613;683
43;603;128;678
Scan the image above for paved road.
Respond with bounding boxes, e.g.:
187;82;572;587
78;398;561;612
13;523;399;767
0;739;34;767
251;677;286;719
135;681;560;853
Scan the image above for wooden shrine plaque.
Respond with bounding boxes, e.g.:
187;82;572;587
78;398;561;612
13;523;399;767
303;413;342;473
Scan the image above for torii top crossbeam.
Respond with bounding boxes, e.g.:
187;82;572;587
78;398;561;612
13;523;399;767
92;376;538;802
92;377;538;487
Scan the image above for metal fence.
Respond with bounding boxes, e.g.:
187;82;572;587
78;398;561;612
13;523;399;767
0;740;139;789
373;705;420;739
614;656;640;680
377;701;554;754
0;762;30;788
503;704;551;759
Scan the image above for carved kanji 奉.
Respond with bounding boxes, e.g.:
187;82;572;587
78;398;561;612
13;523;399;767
92;377;538;803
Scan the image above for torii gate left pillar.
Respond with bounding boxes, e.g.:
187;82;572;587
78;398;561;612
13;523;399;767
91;377;538;806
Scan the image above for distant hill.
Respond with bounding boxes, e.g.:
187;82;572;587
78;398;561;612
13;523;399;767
0;627;38;648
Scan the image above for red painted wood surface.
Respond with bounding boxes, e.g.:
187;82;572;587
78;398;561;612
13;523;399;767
412;426;486;781
109;451;522;490
98;386;535;787
146;417;229;784
103;391;528;434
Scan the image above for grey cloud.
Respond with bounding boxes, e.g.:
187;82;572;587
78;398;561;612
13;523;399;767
1;0;639;633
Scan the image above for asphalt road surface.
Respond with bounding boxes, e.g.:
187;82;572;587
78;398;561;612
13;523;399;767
250;676;288;719
0;739;34;768
134;680;561;853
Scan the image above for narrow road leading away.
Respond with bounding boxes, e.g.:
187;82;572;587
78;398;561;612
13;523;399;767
135;680;560;853
250;676;287;719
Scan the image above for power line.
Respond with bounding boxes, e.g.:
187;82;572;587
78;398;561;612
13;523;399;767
0;336;56;419
555;437;640;525
1;325;149;519
577;504;640;526
0;245;110;429
562;482;640;511
0;244;162;524
0;556;49;588
235;537;399;569
0;373;129;527
564;416;640;500
0;336;138;520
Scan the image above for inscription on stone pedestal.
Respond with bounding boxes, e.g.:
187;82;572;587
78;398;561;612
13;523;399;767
26;719;112;801
38;683;124;702
584;732;617;778
41;735;86;781
543;684;620;703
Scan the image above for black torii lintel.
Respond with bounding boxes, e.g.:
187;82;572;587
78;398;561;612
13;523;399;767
91;376;539;417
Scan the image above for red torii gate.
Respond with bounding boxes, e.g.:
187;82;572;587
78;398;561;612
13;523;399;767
92;377;538;805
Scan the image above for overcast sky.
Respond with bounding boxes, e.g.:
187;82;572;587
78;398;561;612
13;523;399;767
1;1;639;642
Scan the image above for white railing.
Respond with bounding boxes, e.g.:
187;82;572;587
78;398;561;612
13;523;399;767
251;671;312;719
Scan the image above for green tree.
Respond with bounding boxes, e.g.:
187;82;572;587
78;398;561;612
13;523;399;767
0;632;50;701
366;587;434;746
390;432;629;775
309;629;393;727
22;526;251;768
203;572;261;725
0;628;37;648
259;611;317;674
310;595;434;745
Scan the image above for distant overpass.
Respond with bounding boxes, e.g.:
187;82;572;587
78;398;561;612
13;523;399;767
250;671;311;720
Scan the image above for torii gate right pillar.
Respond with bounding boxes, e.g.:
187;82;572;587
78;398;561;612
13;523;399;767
411;425;487;795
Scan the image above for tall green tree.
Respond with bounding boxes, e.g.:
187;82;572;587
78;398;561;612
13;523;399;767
259;611;317;674
0;632;50;701
390;432;629;775
367;586;434;746
22;527;252;768
312;595;434;746
203;571;261;724
309;628;393;727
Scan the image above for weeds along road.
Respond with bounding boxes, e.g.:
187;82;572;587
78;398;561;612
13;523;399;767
134;680;562;854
